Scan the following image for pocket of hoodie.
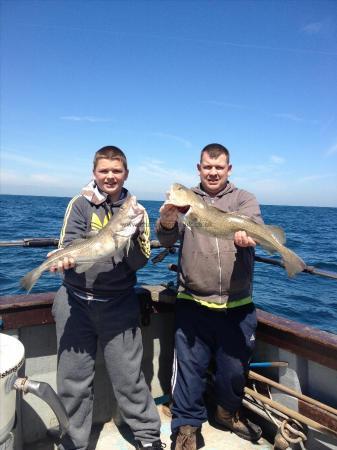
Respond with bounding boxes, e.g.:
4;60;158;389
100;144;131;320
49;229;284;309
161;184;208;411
181;246;234;295
226;246;254;293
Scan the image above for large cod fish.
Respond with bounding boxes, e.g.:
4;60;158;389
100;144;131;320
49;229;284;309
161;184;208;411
165;183;306;277
20;195;144;292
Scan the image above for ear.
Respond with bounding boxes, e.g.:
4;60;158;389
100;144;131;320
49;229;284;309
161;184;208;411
227;164;232;176
197;163;201;173
125;169;129;180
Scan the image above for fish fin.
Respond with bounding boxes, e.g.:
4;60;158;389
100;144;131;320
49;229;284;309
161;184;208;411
84;231;99;239
20;267;44;293
282;248;307;277
74;262;95;274
47;248;64;258
259;241;278;255
115;225;137;238
70;238;88;245
125;237;131;256
183;220;195;237
181;215;193;234
265;225;286;245
113;249;125;265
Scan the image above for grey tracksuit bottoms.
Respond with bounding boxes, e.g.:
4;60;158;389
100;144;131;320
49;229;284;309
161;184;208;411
52;285;161;450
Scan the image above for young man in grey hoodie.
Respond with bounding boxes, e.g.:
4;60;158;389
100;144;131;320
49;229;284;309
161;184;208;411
156;143;262;450
51;146;165;450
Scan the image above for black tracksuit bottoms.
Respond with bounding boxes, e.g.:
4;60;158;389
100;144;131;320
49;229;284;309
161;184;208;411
171;299;257;431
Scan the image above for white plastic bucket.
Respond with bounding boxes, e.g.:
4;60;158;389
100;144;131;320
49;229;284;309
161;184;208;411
0;334;25;443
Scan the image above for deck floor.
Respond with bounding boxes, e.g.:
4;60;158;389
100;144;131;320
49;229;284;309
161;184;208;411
89;405;272;450
27;405;272;450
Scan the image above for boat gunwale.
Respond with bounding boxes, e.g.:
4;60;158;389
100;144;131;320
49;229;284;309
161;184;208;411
1;287;337;371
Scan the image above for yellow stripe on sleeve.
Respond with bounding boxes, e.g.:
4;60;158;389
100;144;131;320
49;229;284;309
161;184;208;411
58;195;80;248
137;210;151;258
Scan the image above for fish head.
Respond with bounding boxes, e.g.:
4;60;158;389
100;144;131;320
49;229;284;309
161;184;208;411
164;183;194;213
128;195;145;226
116;196;145;238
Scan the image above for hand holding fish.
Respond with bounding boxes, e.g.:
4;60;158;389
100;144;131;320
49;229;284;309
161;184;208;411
159;204;179;230
234;230;256;248
46;248;76;272
48;254;76;272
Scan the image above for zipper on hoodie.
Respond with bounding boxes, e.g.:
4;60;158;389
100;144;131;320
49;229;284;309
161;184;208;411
215;237;222;298
210;198;222;299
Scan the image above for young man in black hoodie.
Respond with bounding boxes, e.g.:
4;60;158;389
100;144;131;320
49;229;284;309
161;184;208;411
51;146;165;450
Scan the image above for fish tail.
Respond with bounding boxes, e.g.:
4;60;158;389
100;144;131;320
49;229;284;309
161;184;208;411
20;266;44;292
282;248;306;277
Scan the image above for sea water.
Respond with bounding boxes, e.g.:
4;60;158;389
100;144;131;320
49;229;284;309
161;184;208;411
0;194;336;334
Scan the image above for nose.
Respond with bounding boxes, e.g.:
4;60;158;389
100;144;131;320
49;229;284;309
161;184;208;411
209;167;218;176
106;171;114;178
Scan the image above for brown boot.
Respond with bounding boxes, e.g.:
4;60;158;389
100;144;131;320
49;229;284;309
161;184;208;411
215;405;262;442
174;425;198;450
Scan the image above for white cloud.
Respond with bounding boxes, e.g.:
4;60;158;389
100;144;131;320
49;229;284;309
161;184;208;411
127;159;198;199
30;174;65;185
60;116;114;123
234;158;285;178
1;151;57;169
0;169;85;189
297;174;334;183
204;100;250;110
148;132;192;149
301;22;322;35
273;113;304;122
320;117;335;133
326;142;337;156
0;170;89;197
135;159;196;184
270;155;285;165
1;150;88;174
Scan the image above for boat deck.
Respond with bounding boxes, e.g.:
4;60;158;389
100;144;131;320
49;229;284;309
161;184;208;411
26;405;273;450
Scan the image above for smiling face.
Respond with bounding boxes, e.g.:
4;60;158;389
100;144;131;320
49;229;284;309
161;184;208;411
197;151;232;196
93;158;129;202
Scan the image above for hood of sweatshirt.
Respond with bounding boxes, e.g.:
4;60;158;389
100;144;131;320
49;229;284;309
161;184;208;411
80;180;128;206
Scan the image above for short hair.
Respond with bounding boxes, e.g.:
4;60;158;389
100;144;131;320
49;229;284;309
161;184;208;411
200;143;230;164
93;146;128;170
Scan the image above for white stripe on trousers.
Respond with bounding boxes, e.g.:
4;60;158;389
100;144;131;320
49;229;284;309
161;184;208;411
171;348;178;393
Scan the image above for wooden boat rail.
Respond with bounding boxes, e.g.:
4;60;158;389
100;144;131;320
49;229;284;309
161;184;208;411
1;286;337;372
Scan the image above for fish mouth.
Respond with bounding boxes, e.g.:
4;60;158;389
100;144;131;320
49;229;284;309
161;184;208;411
164;184;192;214
176;206;190;214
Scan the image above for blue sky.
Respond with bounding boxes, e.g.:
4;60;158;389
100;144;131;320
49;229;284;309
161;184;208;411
1;0;336;206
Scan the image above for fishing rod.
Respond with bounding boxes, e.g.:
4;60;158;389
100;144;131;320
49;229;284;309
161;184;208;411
167;255;337;280
0;238;172;249
1;238;337;280
0;238;171;248
254;255;337;280
0;238;60;247
151;242;337;280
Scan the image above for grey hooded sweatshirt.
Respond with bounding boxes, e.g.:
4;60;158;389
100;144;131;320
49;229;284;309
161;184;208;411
156;182;263;308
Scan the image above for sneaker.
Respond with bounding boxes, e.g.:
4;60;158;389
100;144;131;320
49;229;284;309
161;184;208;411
215;405;262;442
136;440;166;449
174;425;198;450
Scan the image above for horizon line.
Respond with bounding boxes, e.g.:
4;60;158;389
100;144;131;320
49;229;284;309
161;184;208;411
0;192;335;209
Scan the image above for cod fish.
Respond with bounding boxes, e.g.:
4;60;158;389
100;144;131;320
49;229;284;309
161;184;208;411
165;183;306;277
20;195;144;292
